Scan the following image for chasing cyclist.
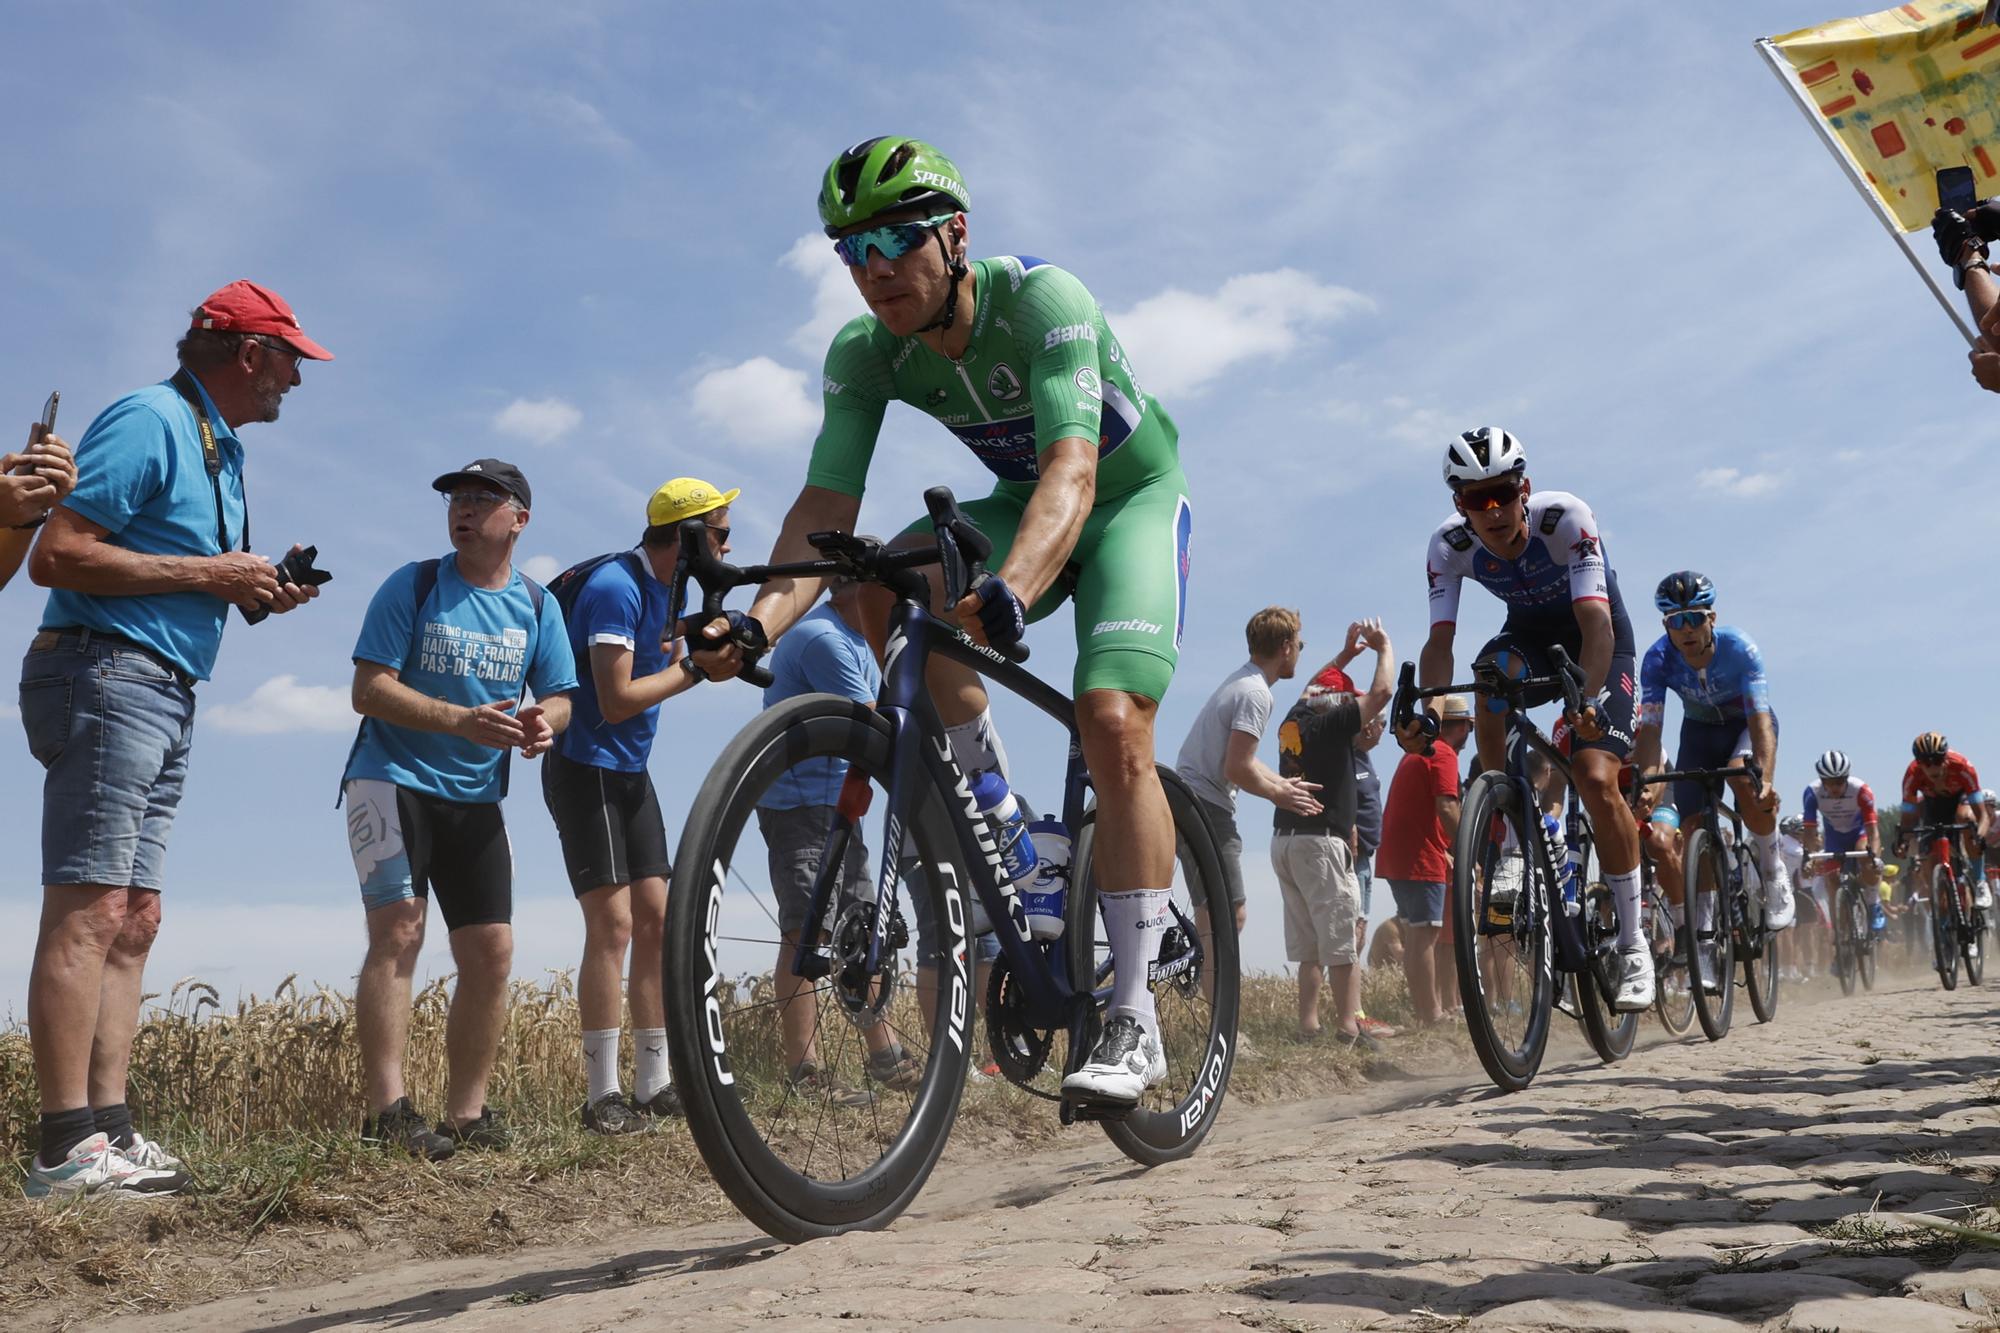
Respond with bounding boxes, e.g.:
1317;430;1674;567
1631;571;1794;959
1801;749;1885;936
1897;732;1989;917
712;138;1193;1110
1407;427;1654;1010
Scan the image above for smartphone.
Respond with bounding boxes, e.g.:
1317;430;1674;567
1939;165;1978;213
16;391;56;474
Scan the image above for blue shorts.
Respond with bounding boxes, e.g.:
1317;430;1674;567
20;632;196;890
1673;715;1776;819
1389;879;1447;928
1357;859;1375;916
1821;823;1863;856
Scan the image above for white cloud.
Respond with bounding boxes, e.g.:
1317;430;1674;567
1696;467;1784;499
784;233;863;358
528;91;632;153
690;356;819;448
520;553;562;583
1109;270;1374;398
205;675;353;735
492;396;583;446
0;701;16;722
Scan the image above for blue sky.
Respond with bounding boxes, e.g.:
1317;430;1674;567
0;1;1988;1015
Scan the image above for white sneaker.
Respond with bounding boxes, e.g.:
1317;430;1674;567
1697;943;1723;993
124;1133;186;1175
1061;1015;1166;1107
23;1132;185;1200
1613;947;1656;1011
1977;883;1994;911
1763;859;1796;932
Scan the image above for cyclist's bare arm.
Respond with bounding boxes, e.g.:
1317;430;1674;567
1746;712;1779;809
988;437;1095;607
747;484;863;639
1417;621;1454;692
1572;598;1614;698
1631;722;1663;776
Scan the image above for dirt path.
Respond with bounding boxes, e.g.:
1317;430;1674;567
110;973;2000;1332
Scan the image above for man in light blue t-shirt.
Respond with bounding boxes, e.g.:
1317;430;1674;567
542;476;738;1135
342;458;576;1161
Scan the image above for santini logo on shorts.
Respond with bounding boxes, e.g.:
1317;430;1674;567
1092;618;1162;636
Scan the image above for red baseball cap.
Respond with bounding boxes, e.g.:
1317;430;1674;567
1310;665;1356;694
191;281;334;360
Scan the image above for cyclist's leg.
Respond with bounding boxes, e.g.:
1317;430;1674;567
1721;718;1791;927
1568;649;1639;921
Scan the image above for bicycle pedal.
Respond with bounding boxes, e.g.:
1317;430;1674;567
1065;1098;1136;1123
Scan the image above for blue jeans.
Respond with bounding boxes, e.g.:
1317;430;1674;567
20;633;196;890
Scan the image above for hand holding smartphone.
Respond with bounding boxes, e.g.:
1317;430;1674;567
16;392;57;474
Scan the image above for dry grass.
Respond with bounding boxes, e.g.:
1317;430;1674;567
0;966;1467;1327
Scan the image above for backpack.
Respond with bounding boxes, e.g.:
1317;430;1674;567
545;549;650;680
337;558;547;805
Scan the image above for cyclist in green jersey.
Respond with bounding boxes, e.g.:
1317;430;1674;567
705;137;1193;1108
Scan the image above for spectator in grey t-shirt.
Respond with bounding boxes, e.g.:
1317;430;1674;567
1175;606;1322;931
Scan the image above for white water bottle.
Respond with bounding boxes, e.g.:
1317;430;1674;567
971;771;1037;940
1021;818;1071;940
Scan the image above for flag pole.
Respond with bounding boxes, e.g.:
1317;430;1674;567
1755;37;1978;346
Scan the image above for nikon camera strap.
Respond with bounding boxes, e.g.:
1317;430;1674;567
169;370;249;554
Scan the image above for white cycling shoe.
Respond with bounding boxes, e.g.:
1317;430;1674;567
1763;859;1796;932
1062;1015;1166;1107
1613;947;1656;1011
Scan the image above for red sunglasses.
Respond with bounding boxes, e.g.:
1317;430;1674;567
1457;482;1521;512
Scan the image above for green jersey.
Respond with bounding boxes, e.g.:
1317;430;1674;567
808;256;1180;501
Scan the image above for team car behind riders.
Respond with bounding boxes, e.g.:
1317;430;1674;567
717;137;1194;1110
1896;732;1989;899
1631;570;1794;934
1410;426;1657;1010
1801;748;1886;933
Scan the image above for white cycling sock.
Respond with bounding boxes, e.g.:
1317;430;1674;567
1100;889;1171;1040
634;1027;671;1102
1609;867;1643;950
583;1028;621;1102
1748;827;1779;872
945;709;1011;783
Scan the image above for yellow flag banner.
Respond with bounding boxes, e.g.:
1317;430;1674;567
1767;0;2000;232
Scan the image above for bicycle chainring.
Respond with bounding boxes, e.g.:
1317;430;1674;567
984;953;1059;1096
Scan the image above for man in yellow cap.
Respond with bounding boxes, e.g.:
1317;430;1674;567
540;478;738;1133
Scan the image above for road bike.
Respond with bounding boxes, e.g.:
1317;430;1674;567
660;489;1238;1242
1639;829;1695;1037
1390;648;1636;1094
1906;820;1983;990
1638;762;1776;1041
1813;850;1878;997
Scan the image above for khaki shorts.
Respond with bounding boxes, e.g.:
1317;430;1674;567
1271;832;1360;966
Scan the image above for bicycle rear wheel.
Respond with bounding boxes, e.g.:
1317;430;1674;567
1649;885;1695;1036
1960;880;1985;986
1684;828;1735;1041
1577;871;1638;1062
1742;857;1780;1024
1857;889;1878;991
664;695;974;1243
1068;765;1239;1166
1833;885;1860;998
1933;866;1961;991
1452;773;1552;1092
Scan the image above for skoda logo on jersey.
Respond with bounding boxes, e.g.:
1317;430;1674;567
926;387;950;408
1074;366;1102;400
987;363;1023;401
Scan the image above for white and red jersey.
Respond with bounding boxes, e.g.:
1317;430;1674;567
1802;778;1877;836
1425;490;1615;629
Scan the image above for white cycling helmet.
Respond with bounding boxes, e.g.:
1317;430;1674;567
1780;814;1807;837
1815;750;1851;780
1442;427;1526;490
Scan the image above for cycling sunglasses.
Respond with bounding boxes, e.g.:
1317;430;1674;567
831;212;957;268
1662;610;1710;631
1456;482;1521;512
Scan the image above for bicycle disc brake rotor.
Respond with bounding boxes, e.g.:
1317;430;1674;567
1147;906;1204;999
984;954;1058;1095
830;900;907;1021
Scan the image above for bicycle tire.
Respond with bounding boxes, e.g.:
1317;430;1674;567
1959;877;1985;986
1067;765;1239;1166
1576;869;1638;1062
1834;885;1860;998
1650;885;1695;1037
1685;827;1735;1041
1857;884;1878;992
1742;855;1780;1024
664;695;974;1243
1933;864;1961;991
1452;772;1552;1092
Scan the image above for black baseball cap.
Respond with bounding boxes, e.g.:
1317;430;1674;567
432;458;531;508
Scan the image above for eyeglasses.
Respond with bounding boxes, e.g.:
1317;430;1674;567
704;524;730;545
442;488;515;510
831;212;957;267
1456;482;1520;512
250;335;303;371
1663;610;1710;631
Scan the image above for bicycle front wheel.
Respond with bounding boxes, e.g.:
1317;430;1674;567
1961;884;1986;986
1685;828;1735;1041
1452;772;1552;1092
1834;885;1861;998
664;695;974;1243
1933;866;1961;991
1576;871;1638;1062
1649;886;1695;1037
1742;857;1780;1025
1068;765;1239;1166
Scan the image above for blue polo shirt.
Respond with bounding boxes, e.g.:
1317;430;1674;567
345;555;579;803
41;377;247;681
553;550;672;773
759;604;880;810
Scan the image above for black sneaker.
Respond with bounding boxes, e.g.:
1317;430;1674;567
439;1106;511;1150
865;1045;924;1092
362;1097;455;1161
580;1092;648;1136
635;1085;685;1119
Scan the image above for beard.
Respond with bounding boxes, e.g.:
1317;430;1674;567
252;369;290;422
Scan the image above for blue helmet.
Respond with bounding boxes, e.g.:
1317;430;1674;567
1654;570;1716;615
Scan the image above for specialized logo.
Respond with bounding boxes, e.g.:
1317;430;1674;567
1091;617;1162;636
1074;366;1102;399
823;376;845;397
987;363;1023;401
934;735;1032;943
911;169;964;198
1043;323;1096;351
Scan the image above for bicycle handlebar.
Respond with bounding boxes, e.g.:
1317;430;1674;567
1635;761;1764;790
1388;644;1587;756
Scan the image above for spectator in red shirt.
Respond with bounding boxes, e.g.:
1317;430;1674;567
1377;694;1472;1026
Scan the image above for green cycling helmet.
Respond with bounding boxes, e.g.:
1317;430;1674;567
818;137;970;236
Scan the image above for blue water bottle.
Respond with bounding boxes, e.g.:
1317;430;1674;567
1545;812;1581;917
970;771;1037;940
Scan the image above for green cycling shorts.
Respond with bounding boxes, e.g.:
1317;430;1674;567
902;472;1192;702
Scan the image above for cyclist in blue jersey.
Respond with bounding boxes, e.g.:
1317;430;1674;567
1631;571;1793;942
1407;427;1653;1010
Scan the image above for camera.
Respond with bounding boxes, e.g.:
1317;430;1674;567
241;545;332;624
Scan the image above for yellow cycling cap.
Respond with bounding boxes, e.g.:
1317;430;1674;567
647;477;741;527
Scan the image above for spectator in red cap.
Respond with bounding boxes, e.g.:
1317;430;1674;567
17;281;332;1200
1270;620;1393;1048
